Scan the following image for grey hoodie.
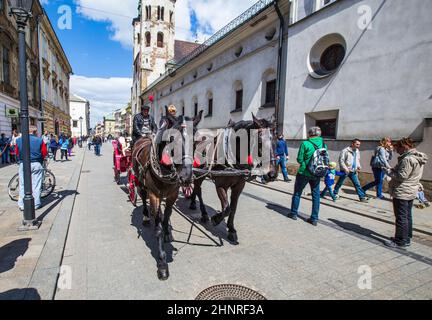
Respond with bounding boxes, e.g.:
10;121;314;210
388;149;428;200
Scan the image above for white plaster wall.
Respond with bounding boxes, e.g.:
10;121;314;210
70;101;89;137
152;22;281;130
284;0;432;141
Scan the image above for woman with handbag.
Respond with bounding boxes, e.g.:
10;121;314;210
362;137;393;199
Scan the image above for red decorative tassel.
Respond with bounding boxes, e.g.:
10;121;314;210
248;155;254;166
193;157;201;168
161;153;172;166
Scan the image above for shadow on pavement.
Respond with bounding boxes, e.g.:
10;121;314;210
0;288;40;300
328;218;389;244
37;190;79;223
130;206;175;271
175;196;236;245
0;238;31;274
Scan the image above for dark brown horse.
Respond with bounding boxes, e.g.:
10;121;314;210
190;114;278;244
133;112;202;280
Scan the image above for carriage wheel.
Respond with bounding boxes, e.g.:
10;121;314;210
182;185;194;199
128;170;138;207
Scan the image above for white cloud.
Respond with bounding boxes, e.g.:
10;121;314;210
48;0;258;47
70;75;132;126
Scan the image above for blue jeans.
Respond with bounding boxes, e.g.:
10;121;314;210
334;172;366;200
276;156;289;180
362;168;385;198
321;185;336;201
1;147;9;164
18;162;44;209
290;174;321;221
94;144;101;156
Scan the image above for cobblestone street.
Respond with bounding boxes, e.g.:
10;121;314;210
51;144;432;300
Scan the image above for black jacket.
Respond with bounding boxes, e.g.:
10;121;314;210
132;113;157;142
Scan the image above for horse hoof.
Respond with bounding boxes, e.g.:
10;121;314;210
211;215;224;227
201;215;210;223
228;232;239;244
189;202;197;210
164;233;174;243
158;267;169;281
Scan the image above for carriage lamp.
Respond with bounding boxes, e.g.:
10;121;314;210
8;0;40;230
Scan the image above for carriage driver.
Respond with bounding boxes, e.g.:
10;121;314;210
132;105;157;147
155;105;187;160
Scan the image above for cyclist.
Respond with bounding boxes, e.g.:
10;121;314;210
15;127;48;210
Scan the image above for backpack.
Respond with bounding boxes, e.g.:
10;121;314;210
307;140;330;178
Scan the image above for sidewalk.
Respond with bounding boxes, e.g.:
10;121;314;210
253;175;432;238
0;147;85;300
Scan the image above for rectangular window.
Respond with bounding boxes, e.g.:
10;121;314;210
73;120;78;128
265;80;276;105
235;90;243;111
194;103;198;117
208;98;213;116
316;119;337;139
2;47;10;85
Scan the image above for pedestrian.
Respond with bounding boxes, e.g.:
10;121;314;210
9;130;20;164
59;135;69;161
333;139;369;202
50;134;59;161
416;184;430;209
384;138;428;248
93;135;102;156
275;134;292;182
362;137;393;199
288;126;328;226
0;133;11;165
42;131;50;148
88;136;93;151
68;136;74;157
321;162;345;202
15;127;48;210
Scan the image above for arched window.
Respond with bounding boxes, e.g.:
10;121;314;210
146;5;151;20
261;69;277;107
234;81;243;112
161;7;165;21
145;32;151;47
157;6;161;20
180;100;185;116
192;96;198;117
207;91;213;117
157;32;164;48
170;11;174;24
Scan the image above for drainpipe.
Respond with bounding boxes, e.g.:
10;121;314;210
274;0;289;135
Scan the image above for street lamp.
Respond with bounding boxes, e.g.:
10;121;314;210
8;0;40;230
79;116;83;137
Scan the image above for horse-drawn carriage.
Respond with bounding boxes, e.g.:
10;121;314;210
112;139;139;206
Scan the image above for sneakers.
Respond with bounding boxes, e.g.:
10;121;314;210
334;195;340;200
390;237;411;247
384;240;410;249
287;213;298;220
307;218;318;226
360;198;370;203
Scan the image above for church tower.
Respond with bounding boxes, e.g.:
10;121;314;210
132;0;176;115
139;0;176;89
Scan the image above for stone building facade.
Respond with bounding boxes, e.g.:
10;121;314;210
0;0;44;135
39;8;73;136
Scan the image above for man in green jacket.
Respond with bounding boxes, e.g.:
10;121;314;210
288;126;326;226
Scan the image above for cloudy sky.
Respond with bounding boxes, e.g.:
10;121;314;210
42;0;259;126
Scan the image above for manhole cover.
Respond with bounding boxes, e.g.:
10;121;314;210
196;284;266;300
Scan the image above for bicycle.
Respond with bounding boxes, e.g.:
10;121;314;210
8;159;56;202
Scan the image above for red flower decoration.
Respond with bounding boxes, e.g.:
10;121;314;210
149;95;154;102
